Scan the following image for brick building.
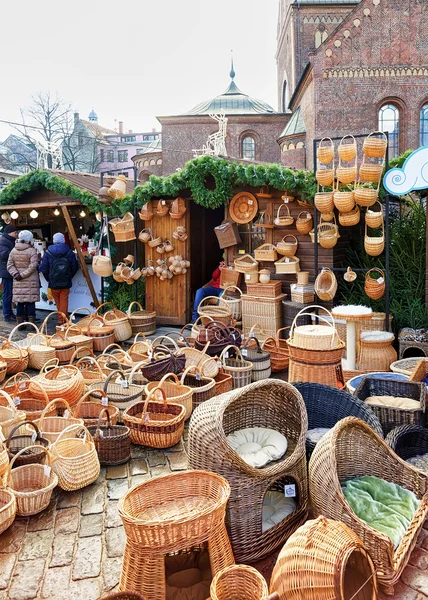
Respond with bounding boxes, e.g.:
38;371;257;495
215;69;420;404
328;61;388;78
277;0;428;169
132;65;286;178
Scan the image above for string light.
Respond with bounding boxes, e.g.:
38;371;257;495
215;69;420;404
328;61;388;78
80;210;86;217
30;210;38;219
10;211;18;220
54;208;60;216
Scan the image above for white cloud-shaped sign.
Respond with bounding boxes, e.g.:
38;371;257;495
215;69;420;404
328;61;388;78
383;146;428;195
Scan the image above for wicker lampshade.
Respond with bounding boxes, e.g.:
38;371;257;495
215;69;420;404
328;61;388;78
108;175;127;200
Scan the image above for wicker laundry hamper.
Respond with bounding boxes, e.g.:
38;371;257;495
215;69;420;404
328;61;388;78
309;417;428;594
188;379;308;563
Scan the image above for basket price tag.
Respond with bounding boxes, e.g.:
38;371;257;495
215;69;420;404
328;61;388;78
98;430;104;438
245;274;251;280
71;314;76;321
179;336;184;342
377;277;384;284
195;372;201;381
148;351;153;360
43;465;51;478
101;396;109;406
64;410;70;419
161;200;166;205
241;348;248;357
31;431;37;443
249;331;255;338
120;380;129;389
224;351;229;358
284;484;296;498
285;258;290;263
217;360;222;368
0;430;5;442
291;284;296;290
14;396;20;406
19;383;26;391
144;413;150;422
248;199;253;205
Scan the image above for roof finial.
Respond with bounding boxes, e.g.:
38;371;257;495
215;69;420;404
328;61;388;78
230;50;235;80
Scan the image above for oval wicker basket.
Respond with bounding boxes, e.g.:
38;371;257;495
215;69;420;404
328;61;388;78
364;268;385;300
296;211;313;235
262;328;289;372
210;565;269;600
197;296;232;327
145;372;193;420
359;163;384;183
31;365;85;407
221;286;243;323
274;203;294;227
276;235;298;257
317;137;334;165
0;389;26;439
365;201;383;228
139;201;153;221
98;303;132;342
6;420;49;468
318;221;340;249
364;222;385;256
0;487;16;535
333;190;355;213
363;132;388;158
270;516;377;600
29;398;84;444
290;306;340;350
314;192;334;213
355;186;378;207
0;341;29;375
220;345;253;389
339;204;360;227
337;134;357;162
336;166;357;185
234;254;258;274
127;302;156;336
316;169;334;187
315;268;337;301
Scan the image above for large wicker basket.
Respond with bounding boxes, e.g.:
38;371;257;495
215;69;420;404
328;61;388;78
220;345;253;389
145;372;193;420
30;365;85;408
210;565;269;600
309;417;428;594
127;302;156;336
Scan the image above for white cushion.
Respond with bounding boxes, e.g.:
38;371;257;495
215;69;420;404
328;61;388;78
307;427;330;445
262;491;296;532
365;395;420;410
226;427;288;468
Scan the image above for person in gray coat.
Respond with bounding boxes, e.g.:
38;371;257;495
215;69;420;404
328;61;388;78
7;230;40;325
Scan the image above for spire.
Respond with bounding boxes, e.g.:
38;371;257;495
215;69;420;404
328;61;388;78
230;51;235;80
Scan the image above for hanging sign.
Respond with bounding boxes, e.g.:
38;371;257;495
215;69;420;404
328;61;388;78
383;146;428;195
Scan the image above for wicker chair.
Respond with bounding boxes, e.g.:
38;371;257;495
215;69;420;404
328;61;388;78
309;417;428;595
293;382;383;458
188;379;308;563
386;424;428;462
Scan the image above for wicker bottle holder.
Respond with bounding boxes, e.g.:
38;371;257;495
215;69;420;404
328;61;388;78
364;222;385;256
270;516;377;600
276;235;298;257
339;204;360;227
274;204;294;227
314;268;337;301
365;201;383;228
337;134;357;162
295;211;313;235
363;131;388;159
364;268;385;300
314;191;334;213
317;137;334;164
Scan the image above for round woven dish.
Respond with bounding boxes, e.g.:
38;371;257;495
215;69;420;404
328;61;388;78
229;192;258;224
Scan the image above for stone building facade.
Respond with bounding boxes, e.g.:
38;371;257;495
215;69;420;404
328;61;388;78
277;0;428;169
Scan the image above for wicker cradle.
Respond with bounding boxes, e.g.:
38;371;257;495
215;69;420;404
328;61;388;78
117;470;234;600
270;516;377;600
309;417;428;594
188;379;309;563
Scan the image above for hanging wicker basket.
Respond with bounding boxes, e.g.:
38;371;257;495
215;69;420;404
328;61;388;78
274;203;294;227
337;134;357;162
276;235;298;257
155;200;169;217
254;243;278;262
364;268;385;300
234;254;259;274
229;192;259;224
364;222;385;256
314;192;334;213
296;211;313;235
275;255;300;274
317;137;334;164
363;131;388;159
316;168;334;187
333;190;355;213
339;204;360;227
360;163;384;183
109;212;136;242
365;201;383;228
355;186;378;207
169;197;186;219
315;268;338;301
139;201;153;221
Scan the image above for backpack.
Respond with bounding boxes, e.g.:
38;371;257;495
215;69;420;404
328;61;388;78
47;250;72;289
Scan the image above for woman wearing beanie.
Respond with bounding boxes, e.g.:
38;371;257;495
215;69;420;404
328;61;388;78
39;232;78;324
7;230;40;325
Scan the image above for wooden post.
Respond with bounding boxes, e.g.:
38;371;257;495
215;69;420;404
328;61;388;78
61;204;100;307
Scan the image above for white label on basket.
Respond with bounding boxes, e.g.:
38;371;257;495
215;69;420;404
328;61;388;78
43;465;51;478
291;284;296;290
195;372;201;381
377;277;384;284
241;333;244;340
285;258;290;263
19;383;26;391
102;397;109;406
120;380;129;389
60;326;65;332
161;200;166;205
179;336;184;342
144;413;150;422
31;431;37;442
248;199;253;205
0;431;5;442
241;349;248;357
148;351;153;360
217;360;222;368
283;198;289;203
98;430;104;438
224;351;229;358
14;396;20;406
71;314;76;321
284;484;296;498
82;432;87;444
250;331;255;338
64;410;70;419
245;274;251;281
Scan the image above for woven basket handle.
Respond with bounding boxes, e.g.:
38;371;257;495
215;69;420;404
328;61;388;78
39;358;60;375
128;361;149;384
69;307;92;322
69;346;96;364
3;371;31;393
152;335;179;351
74;355;104;377
103;369;126;393
103;309;127;324
63;324;83;340
141;386;169;419
22;377;49;403
281;234;297;243
127;301;143;315
102;343;127;356
133;332;148;344
276;203;291;218
94;302;116;316
73;389;107;417
290;305;335;338
52;424;92;456
192;316;213;330
6;419;41;447
365;267;385;282
242;337;262;353
39;398;72;424
180;364;203;384
0;389;16;412
8;321;39;342
95;408;111;439
8;444;50;480
220;345;243;363
157;372;180;388
197;296;230;311
366;131;388;142
199;358;216;378
194;341;210;366
86;316;106;334
275;327;290;342
40;311;68;335
222;285;242;298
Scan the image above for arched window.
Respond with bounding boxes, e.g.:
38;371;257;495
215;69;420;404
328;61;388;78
282;81;288;112
420;104;428;147
315;25;328;49
242;136;255;160
378;103;400;158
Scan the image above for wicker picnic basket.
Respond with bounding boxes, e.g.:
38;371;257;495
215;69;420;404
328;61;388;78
295;211;313;235
49;424;100;491
365;222;385;256
98;303;132;342
274;203;294;227
72;390;119;427
221;286;242;323
276;235;298;257
6;421;49;468
109;212;136;242
289;306;341;350
180;365;216;410
275;255;300;274
2;374;52;422
337;134;357;162
127;302;156;336
317;137;334;164
139;201;153;221
234;254;259;274
364;268;385;300
333;190;355;213
0;488;16;535
309;417;428;593
363;131;388;159
47;332;76;364
0;389;26;439
85;317;115;352
262;327;289;372
197;296;232;326
242;337;271;381
314;268;337;301
270;516;377;600
145;372;193;420
63;324;93;355
210;565;270;600
89;369;144;422
365;200;383;228
31;365;85;407
30;398;84;444
0;340;29;375
220;345;253;389
86;409;130;466
314;191;334;213
7;445;58;516
339;204;360;227
123;386;185;448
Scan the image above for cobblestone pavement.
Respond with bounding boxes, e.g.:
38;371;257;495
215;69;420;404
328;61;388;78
0;315;427;598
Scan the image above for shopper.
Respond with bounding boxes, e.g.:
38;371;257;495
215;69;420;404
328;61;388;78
191;260;225;322
39;232;78;324
0;225;19;322
7;230;40;325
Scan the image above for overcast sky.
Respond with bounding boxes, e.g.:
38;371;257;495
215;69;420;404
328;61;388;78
0;0;279;141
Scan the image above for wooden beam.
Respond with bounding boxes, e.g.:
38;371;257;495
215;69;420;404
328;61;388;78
61;205;99;308
0;201;81;211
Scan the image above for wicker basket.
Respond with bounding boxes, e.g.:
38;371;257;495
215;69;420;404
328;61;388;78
210;565;269;600
262;327;289;372
83;317;115;352
270;516;377;600
50;424;100;491
242;337;271;382
246;281;282;299
169;197;186;219
230;191;259;224
30;398;84;444
6;420;49;468
31;365;85;408
0;389;26;439
0;440;8;478
364;268;385;300
295;212;313;235
123;386;185;448
0;488;16;535
100;305;132;342
386;424;428;464
220;345;252;389
6;445;58;516
197;296;232;327
241;295;284;343
0;341;29;375
274;203;294;227
360;163;384;183
145;372;193;420
109;212;136;242
365;201;383;228
214;220;242;249
314;191;334;213
234;254;259;274
316;169;334;187
317;217;340;249
364;222;384;256
289;306;340;350
128;333;152;363
254;243;278;262
276;235;298;257
221;286;243;323
358;331;397;373
337;134;357;162
89;369;144;422
180;365;216;410
71;353;107;388
275;255;300;274
87;408;131;466
355;186;378;207
127;302;156;336
72;389;119;427
314;268;337;301
309;417;428;593
220;266;242;289
336;166;357;185
333;190;355;213
363;132;388;158
317;137;334;165
2;375;52;422
339;204;360;227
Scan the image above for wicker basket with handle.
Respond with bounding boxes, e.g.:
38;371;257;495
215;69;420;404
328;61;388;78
289;306;341;350
7;445;58;516
295;211;313;235
363;131;388;159
276;235;298;257
220;345;253;389
145;372;193;420
6;420;49;468
30;398;84;444
274;203;294;227
0;340;29;375
31;364;85;407
99;304;132;342
254;243;278;262
314;191;334;213
87;408;130;466
316;168;334;187
2;373;52;422
333;189;355;213
0;439;8;479
109;212;136;242
314;268;337;301
262;327;289;372
274;255;300;274
139;201;153;221
337;134;357;162
197;296;232;327
221;286;242;323
72;389;119;427
180;365;216;410
241;337;271;382
364;268;385;300
210;565;270;600
0;389;26;439
8;322;55;370
0;488;16;536
86;317;115;352
317;137;334;164
127;302;156;336
213;370;233;395
89;369;144;423
214;220;242;249
69;307;93;332
71;351;107;388
339;203;360;227
364;221;385;256
234;254;259;274
365;200;383;228
63;324;93;354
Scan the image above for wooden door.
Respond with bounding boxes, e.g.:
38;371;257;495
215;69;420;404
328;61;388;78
143;200;190;326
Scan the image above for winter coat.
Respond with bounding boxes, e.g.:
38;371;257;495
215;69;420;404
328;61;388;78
0;233;16;279
7;242;40;303
39;242;78;289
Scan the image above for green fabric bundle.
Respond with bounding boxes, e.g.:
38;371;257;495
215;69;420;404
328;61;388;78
341;475;420;548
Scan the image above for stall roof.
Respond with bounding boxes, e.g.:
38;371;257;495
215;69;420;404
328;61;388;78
47;170;135;195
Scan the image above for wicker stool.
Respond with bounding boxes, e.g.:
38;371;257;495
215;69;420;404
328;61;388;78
188;379;308;563
118;470;234;600
358;330;397;372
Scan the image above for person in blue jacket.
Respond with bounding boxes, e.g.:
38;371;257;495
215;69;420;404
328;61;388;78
0;225;19;321
39;233;78;324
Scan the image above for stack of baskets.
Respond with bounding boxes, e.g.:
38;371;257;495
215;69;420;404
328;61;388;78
241;292;286;342
234;254;259;284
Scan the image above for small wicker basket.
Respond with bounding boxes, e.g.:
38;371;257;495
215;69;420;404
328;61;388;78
333;190;355;213
363;131;388;158
316;168;334;187
365;201;383;228
295;211;313;235
337;134;357;162
314;268;337;301
314;191;334;213
339;204;360;227
364;268;385;300
364;222;385;256
276;235;298;257
274;203;294;227
317;137;334;164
